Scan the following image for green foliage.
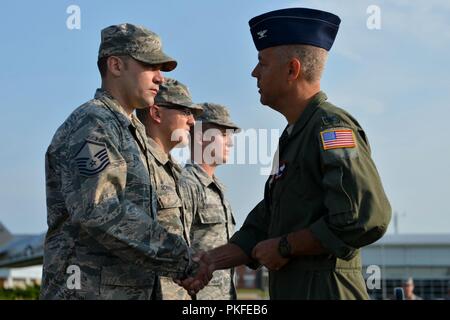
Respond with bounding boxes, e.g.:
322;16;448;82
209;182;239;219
0;285;40;300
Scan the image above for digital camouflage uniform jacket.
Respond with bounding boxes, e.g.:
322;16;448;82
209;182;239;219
179;162;237;300
41;89;195;300
146;137;191;300
230;91;391;300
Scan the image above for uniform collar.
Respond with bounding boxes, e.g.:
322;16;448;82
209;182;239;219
213;176;226;193
288;91;327;139
95;88;132;129
185;161;224;191
286;124;295;135
147;137;170;165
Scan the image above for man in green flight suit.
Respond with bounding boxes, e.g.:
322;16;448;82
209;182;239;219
179;8;392;299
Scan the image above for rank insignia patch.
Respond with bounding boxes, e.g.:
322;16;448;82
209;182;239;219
75;140;110;176
320;129;356;150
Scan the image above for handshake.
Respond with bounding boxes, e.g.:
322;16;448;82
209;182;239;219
173;237;293;296
174;251;215;296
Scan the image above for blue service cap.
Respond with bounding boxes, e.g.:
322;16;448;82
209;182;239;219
249;8;341;51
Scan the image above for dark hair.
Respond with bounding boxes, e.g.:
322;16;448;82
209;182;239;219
97;55;130;78
97;57;108;78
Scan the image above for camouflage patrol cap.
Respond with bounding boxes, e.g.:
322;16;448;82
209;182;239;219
196;103;241;132
98;23;177;72
155;78;203;116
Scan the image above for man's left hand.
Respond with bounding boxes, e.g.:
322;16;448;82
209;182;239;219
251;237;290;271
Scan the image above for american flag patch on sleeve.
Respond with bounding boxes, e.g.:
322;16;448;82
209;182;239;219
320;129;356;150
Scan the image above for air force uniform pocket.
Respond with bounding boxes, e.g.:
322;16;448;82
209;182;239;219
75;140;110;176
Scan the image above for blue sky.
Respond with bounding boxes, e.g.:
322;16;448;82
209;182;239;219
0;0;449;235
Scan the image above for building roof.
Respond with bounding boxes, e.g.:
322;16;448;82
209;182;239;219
371;234;450;246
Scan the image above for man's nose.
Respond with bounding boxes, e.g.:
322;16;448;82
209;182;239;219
251;65;258;78
187;114;195;125
227;134;234;147
154;70;164;84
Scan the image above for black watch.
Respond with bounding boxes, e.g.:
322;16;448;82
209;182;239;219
278;235;292;258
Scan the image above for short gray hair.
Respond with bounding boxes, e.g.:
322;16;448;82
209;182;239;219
276;44;328;82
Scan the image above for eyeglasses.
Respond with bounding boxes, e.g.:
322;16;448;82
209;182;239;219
159;105;194;117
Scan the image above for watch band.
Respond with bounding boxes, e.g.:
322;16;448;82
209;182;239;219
278;235;292;258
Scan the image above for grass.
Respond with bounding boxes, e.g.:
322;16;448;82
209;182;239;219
236;288;269;300
0;285;40;300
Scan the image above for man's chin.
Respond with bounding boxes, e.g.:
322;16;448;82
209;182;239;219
262;99;281;113
221;155;229;164
136;97;155;109
135;102;153;110
259;96;270;107
211;157;227;166
173;137;189;148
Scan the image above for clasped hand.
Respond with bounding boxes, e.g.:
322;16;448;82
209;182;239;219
251;237;290;271
174;251;215;296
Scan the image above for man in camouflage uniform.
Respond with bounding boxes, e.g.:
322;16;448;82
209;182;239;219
41;23;211;300
135;78;203;300
178;103;240;300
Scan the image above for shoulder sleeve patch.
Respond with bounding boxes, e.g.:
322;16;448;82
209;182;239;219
320;128;356;150
321;115;342;126
74;140;110;176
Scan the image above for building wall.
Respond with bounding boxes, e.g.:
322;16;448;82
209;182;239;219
362;246;450;269
0;265;42;289
361;239;450;299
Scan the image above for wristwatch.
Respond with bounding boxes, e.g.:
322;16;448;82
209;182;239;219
278;235;292;258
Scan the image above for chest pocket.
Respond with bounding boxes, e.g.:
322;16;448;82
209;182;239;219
157;184;182;209
121;152;151;187
120;153;152;213
198;204;226;225
288;163;311;198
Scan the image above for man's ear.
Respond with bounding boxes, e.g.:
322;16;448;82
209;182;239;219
149;105;162;124
287;58;301;80
107;56;125;77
